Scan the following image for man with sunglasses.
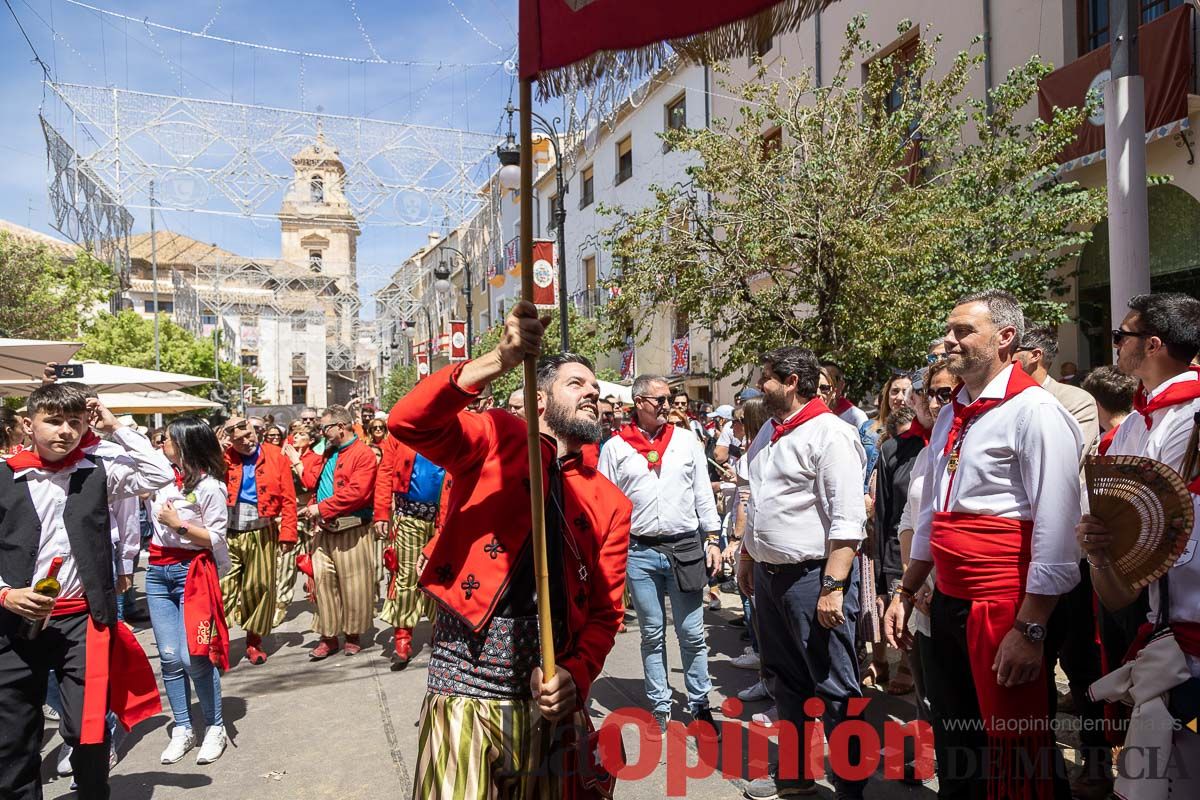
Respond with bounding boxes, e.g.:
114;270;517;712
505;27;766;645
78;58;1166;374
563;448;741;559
299;406;378;659
220;417;298;665
298;408;323;454
1079;292;1200;798
884;290;1083;800
598;375;723;736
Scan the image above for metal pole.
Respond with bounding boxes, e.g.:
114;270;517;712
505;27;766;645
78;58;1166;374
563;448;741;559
554;163;568;353
519;77;555;682
465;260;474;358
1105;0;1152;328
149;181;160;370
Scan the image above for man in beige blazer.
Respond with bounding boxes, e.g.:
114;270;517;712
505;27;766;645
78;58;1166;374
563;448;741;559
1016;324;1100;456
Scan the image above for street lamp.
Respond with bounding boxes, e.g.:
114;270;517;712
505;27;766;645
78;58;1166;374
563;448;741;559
499;100;570;352
434;245;474;358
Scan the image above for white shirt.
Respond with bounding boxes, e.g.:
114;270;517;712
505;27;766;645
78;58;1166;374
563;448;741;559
1108;370;1200;647
898;445;935;636
743;403;867;564
715;421;737;448
910;365;1084;596
149;475;231;576
838;403;869;429
597;424;721;538
1;427;174;599
92;438;144;577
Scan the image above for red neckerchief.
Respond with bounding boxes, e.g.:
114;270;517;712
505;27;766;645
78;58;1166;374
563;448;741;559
899;419;931;445
942;365;1041;456
833;397;855;416
1098;425;1119;456
1132;367;1200;430
5;430;102;473
172;466;185;490
618;422;674;470
770;397;833;443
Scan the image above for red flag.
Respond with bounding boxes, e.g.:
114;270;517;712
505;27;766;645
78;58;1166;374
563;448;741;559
416;351;430;379
520;0;832;94
531;239;558;310
619;346;635;380
670;335;690;375
450;321;468;362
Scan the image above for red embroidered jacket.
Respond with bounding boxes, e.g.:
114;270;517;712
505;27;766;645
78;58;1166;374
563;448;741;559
372;434;421;521
223;442;298;544
387;364;631;703
316;437;377;521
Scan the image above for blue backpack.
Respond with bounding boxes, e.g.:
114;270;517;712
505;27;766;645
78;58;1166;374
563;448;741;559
404;453;446;505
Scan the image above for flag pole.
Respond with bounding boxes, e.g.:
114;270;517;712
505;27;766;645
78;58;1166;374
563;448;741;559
519;76;557;681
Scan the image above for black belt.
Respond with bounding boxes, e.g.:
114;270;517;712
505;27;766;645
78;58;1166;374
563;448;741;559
760;558;826;575
631;531;697;547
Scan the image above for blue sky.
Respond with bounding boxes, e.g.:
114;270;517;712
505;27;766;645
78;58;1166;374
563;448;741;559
0;0;522;302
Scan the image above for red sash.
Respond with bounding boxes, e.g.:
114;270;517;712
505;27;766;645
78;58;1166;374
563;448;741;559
1133;367;1200;429
147;545;230;670
930;511;1054;800
50;598;161;745
617;422;673;470
770;397;832;443
6;431;102;473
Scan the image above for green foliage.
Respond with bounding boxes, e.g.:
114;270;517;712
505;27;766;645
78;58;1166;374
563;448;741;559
474;306;621;401
0;233;113;339
381;363;419;408
601;16;1107;391
77;311;259;398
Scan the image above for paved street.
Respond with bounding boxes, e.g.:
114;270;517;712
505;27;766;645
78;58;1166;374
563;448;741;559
39;577;1028;799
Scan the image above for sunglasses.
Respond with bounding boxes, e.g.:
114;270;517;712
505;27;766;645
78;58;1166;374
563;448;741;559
929;387;954;403
638;396;670;407
321;422;342;434
1112;328;1151;346
300;416;318;423
925;353;945;365
818;384;834;393
369;425;386;432
672;400;689;407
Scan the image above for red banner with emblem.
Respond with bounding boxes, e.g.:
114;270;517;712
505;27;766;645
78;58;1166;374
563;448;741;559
670;335;690;375
1037;4;1192;166
531;239;558;310
415;349;430;379
449;321;468;361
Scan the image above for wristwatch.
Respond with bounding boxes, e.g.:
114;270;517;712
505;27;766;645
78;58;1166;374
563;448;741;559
1013;619;1046;643
175;524;189;537
821;575;848;593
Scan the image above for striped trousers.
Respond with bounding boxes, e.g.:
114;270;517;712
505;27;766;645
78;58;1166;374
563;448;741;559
275;523;313;628
413;693;559;800
312;521;377;638
220;522;278;637
379;514;435;630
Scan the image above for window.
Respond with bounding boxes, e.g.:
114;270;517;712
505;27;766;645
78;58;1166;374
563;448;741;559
579;166;594;208
1078;0;1185;54
143;299;174;313
548;194;559;232
309;250;323;272
615;136;633;185
582;255;598;317
291;353;307;376
666;94;687;132
310;174;324;203
291;383;307;405
201;314;217;327
761;126;783;160
241;354;258;368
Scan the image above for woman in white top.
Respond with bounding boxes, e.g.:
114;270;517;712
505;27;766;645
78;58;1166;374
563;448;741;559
145;417;231;767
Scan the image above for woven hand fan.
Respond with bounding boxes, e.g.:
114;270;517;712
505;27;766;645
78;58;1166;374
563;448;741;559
1084;455;1195;589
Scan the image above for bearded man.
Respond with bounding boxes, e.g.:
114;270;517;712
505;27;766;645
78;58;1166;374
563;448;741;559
387;301;631;800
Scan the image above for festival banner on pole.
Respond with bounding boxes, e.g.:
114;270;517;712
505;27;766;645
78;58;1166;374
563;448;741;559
670;335;690;375
619;346;635;380
449;321;468;361
531;239;558;310
416;347;430;379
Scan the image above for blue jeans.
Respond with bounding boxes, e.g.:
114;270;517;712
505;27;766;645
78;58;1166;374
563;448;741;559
626;540;712;714
146;562;223;730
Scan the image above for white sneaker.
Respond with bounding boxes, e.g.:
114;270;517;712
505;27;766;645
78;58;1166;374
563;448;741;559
160;726;195;764
737;679;772;702
732;647;761;670
56;743;73;776
751;706;779;727
44;705;61;723
706;590;722;610
196;725;227;765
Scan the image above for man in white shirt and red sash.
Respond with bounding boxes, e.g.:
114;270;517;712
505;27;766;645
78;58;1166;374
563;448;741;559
884;290;1083;800
597;373;723;734
1079;292;1200;799
0;383;170;799
738;346;869;800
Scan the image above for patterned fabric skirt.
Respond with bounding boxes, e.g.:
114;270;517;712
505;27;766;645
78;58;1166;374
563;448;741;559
427;614;540;700
413;692;559;800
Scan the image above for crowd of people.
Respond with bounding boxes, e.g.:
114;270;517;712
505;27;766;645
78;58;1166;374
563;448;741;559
1;287;1198;800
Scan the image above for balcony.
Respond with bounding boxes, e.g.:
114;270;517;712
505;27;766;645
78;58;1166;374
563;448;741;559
570;287;608;318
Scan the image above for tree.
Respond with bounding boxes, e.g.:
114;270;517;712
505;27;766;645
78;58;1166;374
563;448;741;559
601;17;1107;391
0;232;112;340
78;311;259;399
473;305;620;401
381;363;419;408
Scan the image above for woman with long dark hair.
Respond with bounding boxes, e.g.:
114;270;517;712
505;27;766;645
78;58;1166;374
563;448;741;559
146;416;232;766
0;406;25;456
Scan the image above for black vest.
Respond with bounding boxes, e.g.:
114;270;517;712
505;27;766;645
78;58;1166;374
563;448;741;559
0;460;117;626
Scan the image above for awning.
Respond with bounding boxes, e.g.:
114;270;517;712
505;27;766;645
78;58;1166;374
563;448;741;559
0;362;213;397
597;379;633;404
0;338;84;382
97;390;223;415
